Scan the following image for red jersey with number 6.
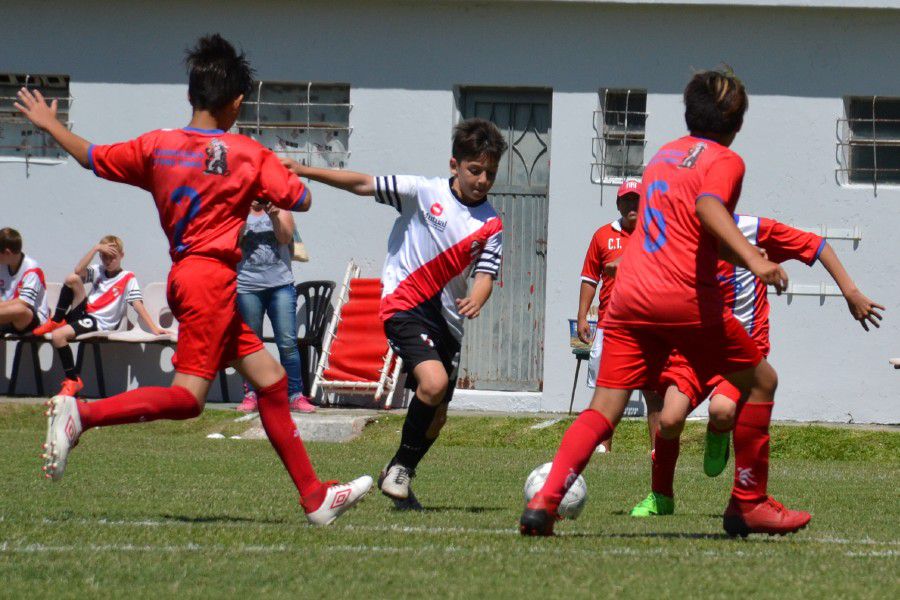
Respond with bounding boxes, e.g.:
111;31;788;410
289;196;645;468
603;136;746;328
89;127;308;265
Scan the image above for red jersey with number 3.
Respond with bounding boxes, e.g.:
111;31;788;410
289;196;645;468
580;219;631;321
88;127;308;265
604;136;746;328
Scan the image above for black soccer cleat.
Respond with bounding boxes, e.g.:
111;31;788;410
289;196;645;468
519;507;556;536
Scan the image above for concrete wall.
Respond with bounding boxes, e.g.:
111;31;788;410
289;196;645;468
2;1;898;421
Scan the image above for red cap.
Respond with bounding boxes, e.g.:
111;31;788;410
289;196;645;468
617;179;643;199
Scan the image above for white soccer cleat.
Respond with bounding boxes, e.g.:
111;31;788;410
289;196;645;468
41;395;82;481
379;463;414;500
305;476;373;526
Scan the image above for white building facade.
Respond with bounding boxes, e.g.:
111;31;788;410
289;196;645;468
2;0;899;422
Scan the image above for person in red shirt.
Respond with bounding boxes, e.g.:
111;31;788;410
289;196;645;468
522;69;811;538
15;34;371;526
577;179;656;452
630;214;883;517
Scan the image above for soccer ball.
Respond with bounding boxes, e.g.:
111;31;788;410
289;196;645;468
523;462;588;520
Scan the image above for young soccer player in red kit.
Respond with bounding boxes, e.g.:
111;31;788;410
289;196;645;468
630;214;883;517
15;34;371;525
521;69;811;537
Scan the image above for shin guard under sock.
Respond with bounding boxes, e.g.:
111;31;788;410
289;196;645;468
731;401;773;502
58;345;78;380
53;285;75;322
537;409;613;507
651;433;680;498
78;385;201;429
256;376;324;507
392;395;438;470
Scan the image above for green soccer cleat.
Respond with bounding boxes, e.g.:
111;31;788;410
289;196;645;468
703;429;731;477
630;492;675;517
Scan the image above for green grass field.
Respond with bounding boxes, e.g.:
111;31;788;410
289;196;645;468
1;404;897;599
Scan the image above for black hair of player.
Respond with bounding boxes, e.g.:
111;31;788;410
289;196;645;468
0;227;23;254
684;69;748;136
185;34;255;112
452;118;508;163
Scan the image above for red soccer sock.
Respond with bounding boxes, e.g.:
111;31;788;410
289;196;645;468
256;376;325;509
534;409;613;508
651;432;680;498
731;401;773;502
78;386;201;430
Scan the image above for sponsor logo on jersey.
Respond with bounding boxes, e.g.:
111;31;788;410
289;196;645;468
679;143;706;169
424;205;448;232
204;139;229;175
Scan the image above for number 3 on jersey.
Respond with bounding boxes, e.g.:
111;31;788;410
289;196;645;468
170;186;202;253
642;180;668;253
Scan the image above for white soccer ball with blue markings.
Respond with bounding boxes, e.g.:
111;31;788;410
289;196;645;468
523;462;588;520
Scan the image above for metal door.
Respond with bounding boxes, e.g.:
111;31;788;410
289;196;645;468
457;89;551;392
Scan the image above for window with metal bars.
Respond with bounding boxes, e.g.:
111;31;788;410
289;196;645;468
837;96;900;191
236;81;351;168
591;89;647;184
0;74;71;162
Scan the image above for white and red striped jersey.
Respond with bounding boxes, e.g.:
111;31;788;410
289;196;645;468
374;175;503;340
0;254;49;324
718;214;825;356
84;264;143;330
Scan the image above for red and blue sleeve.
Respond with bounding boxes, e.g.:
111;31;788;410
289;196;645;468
88;134;152;190
257;149;308;211
757;218;825;265
697;153;746;211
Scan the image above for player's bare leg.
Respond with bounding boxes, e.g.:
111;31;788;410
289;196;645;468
520;386;629;536
631;386;689;517
0;299;35;331
34;273;88;335
381;360;447;506
703;390;739;477
233;349;372;525
721;359;811;536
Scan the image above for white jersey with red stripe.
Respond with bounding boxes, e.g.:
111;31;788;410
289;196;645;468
84;264;143;331
374;175;503;340
0;254;49;324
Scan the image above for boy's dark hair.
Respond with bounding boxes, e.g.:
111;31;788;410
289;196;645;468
684;69;748;136
452;118;508;162
0;227;23;254
185;34;255;112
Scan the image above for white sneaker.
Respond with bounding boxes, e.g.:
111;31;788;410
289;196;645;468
379;463;414;500
42;395;83;481
305;476;373;526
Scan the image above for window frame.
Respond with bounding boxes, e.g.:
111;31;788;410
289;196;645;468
837;95;900;194
0;73;72;165
591;88;648;186
235;80;352;168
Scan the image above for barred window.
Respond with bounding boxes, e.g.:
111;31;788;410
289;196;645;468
0;74;71;162
236;81;351;168
838;96;900;191
591;89;647;184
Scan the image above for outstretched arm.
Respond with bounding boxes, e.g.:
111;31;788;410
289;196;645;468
457;273;495;319
280;159;374;196
15;88;92;168
696;196;788;293
816;243;884;331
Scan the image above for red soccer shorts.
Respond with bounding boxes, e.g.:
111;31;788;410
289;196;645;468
166;256;264;380
596;315;762;391
657;352;743;409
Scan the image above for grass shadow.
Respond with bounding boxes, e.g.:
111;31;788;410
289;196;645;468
159;513;286;525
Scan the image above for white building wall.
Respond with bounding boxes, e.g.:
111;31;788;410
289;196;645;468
2;1;898;422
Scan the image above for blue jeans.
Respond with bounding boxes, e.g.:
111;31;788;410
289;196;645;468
237;284;304;397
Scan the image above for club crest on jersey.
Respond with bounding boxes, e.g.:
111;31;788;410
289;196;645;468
679;143;706;169
424;203;448;232
469;240;483;258
204;139;229;175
